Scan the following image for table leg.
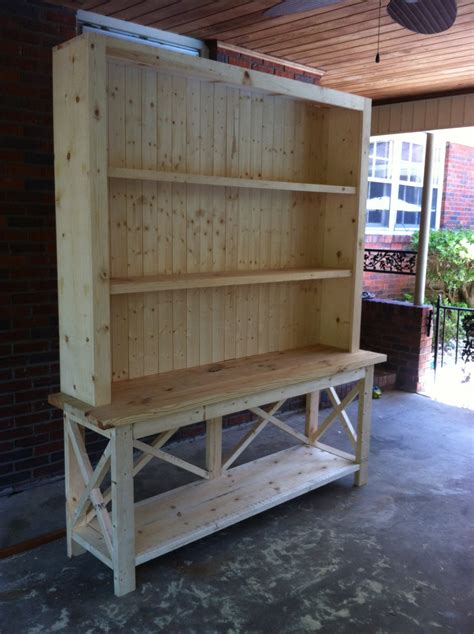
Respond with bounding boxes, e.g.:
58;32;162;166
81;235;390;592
64;413;86;557
305;390;320;441
206;417;222;479
354;365;374;487
111;425;135;596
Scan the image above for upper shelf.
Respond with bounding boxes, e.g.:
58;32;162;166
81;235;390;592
110;267;352;295
108;167;356;195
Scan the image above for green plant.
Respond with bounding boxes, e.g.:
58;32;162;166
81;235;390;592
411;228;474;307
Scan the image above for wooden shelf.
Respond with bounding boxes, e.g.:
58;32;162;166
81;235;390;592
110;268;352;295
108;167;356;195
49;346;386;430
74;444;359;567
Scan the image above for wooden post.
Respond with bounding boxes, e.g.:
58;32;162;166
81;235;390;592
354;366;374;486
64;413;85;557
305;391;319;441
111;425;136;596
206;417;222;479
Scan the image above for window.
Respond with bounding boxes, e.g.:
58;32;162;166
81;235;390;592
367;140;393;227
366;133;445;233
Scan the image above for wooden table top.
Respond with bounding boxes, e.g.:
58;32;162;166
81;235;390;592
49;345;386;429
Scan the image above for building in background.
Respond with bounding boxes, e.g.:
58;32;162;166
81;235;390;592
363;128;474;300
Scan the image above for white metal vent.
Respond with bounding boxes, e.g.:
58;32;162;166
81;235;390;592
77;10;207;58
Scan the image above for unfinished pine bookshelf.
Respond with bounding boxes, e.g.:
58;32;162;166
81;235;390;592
50;32;386;596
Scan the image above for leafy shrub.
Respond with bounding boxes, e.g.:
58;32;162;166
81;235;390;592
411;228;474;307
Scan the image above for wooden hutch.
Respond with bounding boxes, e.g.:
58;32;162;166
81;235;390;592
49;33;385;596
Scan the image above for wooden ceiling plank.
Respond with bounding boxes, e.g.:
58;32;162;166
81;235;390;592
152;1;277;33
283;13;474;61
253;8;473;57
114;0;217;24
82;0;154;14
264;23;473;67
191;0;365;41
200;0;472;43
330;74;474;97
331;64;474;86
295;29;474;66
234;5;389;51
318;49;474;78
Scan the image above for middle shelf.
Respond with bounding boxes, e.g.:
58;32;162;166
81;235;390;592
110;267;352;295
108;166;357;195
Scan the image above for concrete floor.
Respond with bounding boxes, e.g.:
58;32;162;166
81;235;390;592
0;391;473;633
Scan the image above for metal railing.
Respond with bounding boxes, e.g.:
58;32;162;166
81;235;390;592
363;249;417;276
433;295;474;372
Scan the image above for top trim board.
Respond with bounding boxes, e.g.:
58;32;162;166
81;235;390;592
55;33;368;111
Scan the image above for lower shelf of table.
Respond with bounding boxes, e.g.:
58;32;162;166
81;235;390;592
74;444;359;568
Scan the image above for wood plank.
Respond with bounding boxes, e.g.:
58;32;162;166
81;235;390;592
171;75;188;370
77;445;359;567
327;386;357;448
102;35;367;110
372;93;474;134
305;391;319;439
142;68;159;377
67;419;114;556
211;83;227;362
185;78;202;368
206;417;222;479
53;35;110;406
110;267;352;294
50;346;386;428
134;438;209;479
109;167;357;194
64;414;86;558
354;366;374;487
111;425;136;596
124;64;144;380
198;80;215;366
222;400;284;470
108;60;129;383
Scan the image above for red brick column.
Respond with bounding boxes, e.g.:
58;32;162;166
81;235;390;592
360;299;433;392
440;142;474;229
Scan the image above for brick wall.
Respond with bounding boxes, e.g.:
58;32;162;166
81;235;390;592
440;142;474;229
0;0;76;492
207;41;323;84
363;234;416;300
360;299;433;392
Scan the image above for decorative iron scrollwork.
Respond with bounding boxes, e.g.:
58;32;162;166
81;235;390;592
461;313;474;364
364;249;417;276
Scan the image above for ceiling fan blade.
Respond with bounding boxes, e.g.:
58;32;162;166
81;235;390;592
264;0;343;18
388;0;457;34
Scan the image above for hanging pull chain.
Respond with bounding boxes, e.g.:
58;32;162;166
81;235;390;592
375;0;382;63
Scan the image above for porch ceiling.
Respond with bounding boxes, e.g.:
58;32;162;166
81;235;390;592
48;0;474;102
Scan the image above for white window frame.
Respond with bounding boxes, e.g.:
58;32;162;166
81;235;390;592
76;10;208;58
366;132;445;236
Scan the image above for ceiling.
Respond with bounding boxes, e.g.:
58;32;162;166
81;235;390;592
49;0;474;101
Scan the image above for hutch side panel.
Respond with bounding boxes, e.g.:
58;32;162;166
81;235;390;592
53;37;111;406
317;107;370;350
